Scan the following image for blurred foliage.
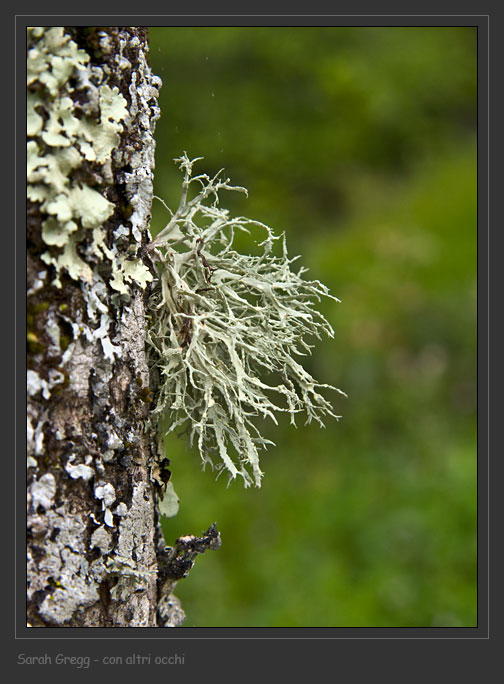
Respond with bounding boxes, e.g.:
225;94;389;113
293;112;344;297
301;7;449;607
148;26;477;627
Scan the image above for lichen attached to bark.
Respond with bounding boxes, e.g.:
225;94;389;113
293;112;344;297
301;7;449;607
27;26;153;298
26;26;165;627
147;154;345;487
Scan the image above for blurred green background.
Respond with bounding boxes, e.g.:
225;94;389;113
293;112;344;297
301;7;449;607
148;26;477;627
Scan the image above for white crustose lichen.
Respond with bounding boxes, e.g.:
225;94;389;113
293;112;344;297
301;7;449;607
148;154;345;487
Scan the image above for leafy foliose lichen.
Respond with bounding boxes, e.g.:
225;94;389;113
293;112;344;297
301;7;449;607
26;26;152;293
147;154;345;487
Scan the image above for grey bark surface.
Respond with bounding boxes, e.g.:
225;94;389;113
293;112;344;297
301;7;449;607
26;26;219;628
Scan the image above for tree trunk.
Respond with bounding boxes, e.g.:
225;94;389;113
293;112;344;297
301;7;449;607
26;26;219;628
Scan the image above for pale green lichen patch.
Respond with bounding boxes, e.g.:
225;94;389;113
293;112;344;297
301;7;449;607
41;236;94;285
27;27;89;96
27;93;44;137
41;218;78;247
59;186;114;228
122;259;154;289
90;227;153;295
41;97;81;147
42;218;78;247
79;85;129;164
27;27;132;290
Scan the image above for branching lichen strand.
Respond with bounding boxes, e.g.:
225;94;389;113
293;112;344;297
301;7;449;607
148;154;345;487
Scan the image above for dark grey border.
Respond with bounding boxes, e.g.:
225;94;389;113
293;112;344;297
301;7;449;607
476;18;489;640
12;4;496;677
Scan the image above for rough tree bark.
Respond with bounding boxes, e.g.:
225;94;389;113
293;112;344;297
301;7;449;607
26;26;220;628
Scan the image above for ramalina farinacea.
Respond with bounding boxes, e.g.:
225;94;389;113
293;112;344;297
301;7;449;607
147;153;345;487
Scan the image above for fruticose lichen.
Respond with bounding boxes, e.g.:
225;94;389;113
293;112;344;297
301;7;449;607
147;154;345;487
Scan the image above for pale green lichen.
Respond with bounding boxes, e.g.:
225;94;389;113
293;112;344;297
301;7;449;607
78;85;129;164
27;27;89;96
148;154;345;487
41;217;78;248
27;92;44;137
41;235;94;284
26;26;150;292
55;186;115;228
